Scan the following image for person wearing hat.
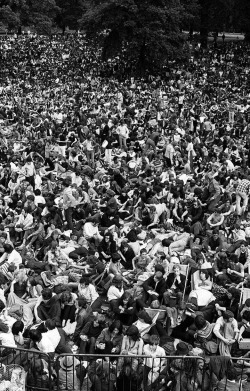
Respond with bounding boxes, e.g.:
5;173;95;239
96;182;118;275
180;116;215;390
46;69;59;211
213;310;239;356
58;355;82;391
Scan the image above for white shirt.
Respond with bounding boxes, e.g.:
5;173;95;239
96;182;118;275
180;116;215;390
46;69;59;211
43;328;61;350
37;333;56;353
144;345;166;368
78;283;99;304
107;285;124;301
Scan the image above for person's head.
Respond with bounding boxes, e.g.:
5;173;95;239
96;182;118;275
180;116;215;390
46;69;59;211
12;320;24;336
240;243;247;252
76;297;88;309
112;274;123;287
245;298;250;309
154;271;163;282
222;310;234;323
45;318;56;331
126;325;140;341
149;334;160;352
227;366;237;382
29;329;42;343
3;243;13;254
200;270;209;281
41;288;52;303
194;315;206;330
79;276;90;288
109;320;123;335
212;229;219;239
173;264;181;275
140;248;147;258
230;254;239;264
93;313;106;327
122;291;132;306
60;290;72;304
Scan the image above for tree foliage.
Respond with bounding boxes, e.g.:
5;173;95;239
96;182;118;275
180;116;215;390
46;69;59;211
79;0;199;72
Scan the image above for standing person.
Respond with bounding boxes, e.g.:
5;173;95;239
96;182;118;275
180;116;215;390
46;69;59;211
62;177;76;231
235;178;250;215
23;156;36;188
206;173;221;212
213;310;239;356
117;119;129;151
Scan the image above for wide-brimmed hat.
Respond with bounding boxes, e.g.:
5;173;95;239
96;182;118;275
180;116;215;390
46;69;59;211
59;356;75;371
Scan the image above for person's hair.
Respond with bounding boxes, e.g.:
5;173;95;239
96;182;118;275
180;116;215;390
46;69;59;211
122;291;132;302
126;325;140;341
173;264;181;271
12;320;24;335
80;276;90;285
45;319;56;330
42;288;52;301
34;189;41;195
77;297;87;308
0;299;5;313
109;320;123;334
194;315;206;330
138;310;152;324
227;366;237;381
3;244;13;254
60;290;72;304
200;269;209;279
29;329;42;343
230;254;239;263
149;334;160;345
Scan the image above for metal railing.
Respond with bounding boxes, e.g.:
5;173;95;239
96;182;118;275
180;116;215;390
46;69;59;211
0;345;249;391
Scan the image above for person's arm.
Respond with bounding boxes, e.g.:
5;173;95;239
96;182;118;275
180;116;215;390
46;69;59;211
137;339;144;356
213;320;234;344
90;284;99;304
34;296;43;322
80;321;91;338
231;264;244;278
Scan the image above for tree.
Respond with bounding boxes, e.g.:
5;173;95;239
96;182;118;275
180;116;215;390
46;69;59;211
55;0;85;32
0;4;21;30
79;0;199;74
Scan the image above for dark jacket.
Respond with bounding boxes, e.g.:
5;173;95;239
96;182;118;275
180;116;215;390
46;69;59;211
165;272;186;291
143;275;166;300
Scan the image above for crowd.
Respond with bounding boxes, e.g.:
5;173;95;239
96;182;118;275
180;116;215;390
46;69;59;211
0;33;250;391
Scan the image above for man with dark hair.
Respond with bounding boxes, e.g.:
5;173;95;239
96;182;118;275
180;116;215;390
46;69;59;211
43;318;72;354
73;297;93;345
35;289;61;326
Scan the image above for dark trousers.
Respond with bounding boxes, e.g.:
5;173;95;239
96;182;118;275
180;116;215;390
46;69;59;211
79;336;96;354
65;207;73;230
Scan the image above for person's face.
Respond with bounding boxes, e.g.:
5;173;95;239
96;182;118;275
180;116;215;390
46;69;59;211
93;319;100;327
174;267;180;276
113;328;119;335
200;271;206;281
241;244;246;251
150;342;159;352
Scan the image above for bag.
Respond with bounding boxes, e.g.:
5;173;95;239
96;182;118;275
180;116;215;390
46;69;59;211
63;320;77;335
102;140;108;148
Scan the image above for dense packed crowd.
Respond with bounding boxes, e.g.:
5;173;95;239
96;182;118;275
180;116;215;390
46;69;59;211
0;34;250;391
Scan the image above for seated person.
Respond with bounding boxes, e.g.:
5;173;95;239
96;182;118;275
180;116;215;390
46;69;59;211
35;288;61;327
142;270;166;304
79;313;106;354
95;320;123;355
163;264;185;307
194;314;217;355
111;291;137;326
193;269;213;291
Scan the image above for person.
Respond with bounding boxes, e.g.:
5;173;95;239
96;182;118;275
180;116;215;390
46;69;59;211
96;319;123;356
163;264;185;306
143;334;166;390
73;297;93;345
77;276;99;306
79;313;106;354
120;325;144;371
58;355;82;391
142;270;166;304
213;310;239;356
35;288;61;326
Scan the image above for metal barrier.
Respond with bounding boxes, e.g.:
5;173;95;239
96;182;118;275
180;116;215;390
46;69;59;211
0;346;249;391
